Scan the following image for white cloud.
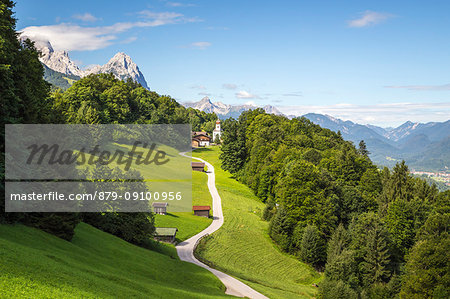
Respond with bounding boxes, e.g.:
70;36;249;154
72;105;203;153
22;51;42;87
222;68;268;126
277;102;450;127
348;11;393;28
244;101;257;106
20;11;195;51
189;41;211;49
166;2;195;7
137;10;182;20
385;83;450;91
222;83;237;90
121;36;138;44
190;84;206;90
72;13;99;22
236;90;260;99
282;91;303;97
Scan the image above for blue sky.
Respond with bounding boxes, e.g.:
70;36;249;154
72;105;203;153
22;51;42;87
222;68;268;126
15;0;450;126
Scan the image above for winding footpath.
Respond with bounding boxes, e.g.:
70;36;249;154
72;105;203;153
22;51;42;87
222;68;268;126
176;153;268;299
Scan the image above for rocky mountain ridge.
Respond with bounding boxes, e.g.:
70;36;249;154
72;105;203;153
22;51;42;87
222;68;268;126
183;97;283;119
21;36;149;89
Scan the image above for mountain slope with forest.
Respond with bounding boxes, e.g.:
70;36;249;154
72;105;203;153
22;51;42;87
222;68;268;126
218;109;450;298
43;63;80;90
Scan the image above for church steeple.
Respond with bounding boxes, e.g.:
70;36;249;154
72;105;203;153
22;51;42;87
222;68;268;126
213;119;221;142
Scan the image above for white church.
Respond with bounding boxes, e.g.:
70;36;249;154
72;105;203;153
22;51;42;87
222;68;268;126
212;120;222;142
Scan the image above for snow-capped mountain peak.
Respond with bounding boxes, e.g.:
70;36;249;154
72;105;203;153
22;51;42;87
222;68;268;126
22;35;85;77
20;35;149;89
183;97;283;118
84;52;149;89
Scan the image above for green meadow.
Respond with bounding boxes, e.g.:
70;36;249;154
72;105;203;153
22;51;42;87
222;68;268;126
154;170;213;242
193;147;322;299
0;223;229;298
0;146;219;298
79;142;193;212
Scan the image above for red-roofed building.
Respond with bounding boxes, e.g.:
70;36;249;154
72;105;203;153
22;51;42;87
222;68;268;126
193;205;211;218
192;132;211;147
191;162;206;172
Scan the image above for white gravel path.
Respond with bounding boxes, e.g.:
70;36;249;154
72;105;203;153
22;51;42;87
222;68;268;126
176;152;268;298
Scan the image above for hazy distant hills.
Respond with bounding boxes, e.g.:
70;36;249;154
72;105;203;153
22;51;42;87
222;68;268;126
302;113;450;171
183;97;283;119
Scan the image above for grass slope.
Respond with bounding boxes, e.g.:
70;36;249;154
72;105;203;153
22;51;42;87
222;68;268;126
193;147;321;299
155;170;213;242
0;222;229;298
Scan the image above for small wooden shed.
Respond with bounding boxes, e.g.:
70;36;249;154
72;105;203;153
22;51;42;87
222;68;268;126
152;202;168;215
154;227;178;243
192;138;201;148
193;205;211;218
191;162;206;172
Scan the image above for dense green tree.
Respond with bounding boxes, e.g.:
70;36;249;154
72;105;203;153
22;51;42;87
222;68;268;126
359;223;391;287
220;118;248;174
385;199;415;257
214;134;221;145
0;1;82;240
359;167;383;197
0;0;50;128
319;279;358;299
324;225;359;287
326;224;350;263
348;212;395;288
360;276;401;299
400;212;450;298
268;207;295;251
387;161;415;201
358;140;370;157
299;224;327;267
22;213;80;241
262;198;276;221
303;148;322;165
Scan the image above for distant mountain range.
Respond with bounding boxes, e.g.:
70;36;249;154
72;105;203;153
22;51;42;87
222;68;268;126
185;98;449;171
21;36;149;90
300;113;449;172
183;97;282;119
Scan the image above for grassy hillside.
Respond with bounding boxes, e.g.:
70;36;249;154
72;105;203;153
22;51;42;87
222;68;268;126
193;147;321;299
155;170;213;242
0;222;229;298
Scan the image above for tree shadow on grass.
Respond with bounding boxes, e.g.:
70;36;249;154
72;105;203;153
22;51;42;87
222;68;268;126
193;147;214;153
164;213;180;218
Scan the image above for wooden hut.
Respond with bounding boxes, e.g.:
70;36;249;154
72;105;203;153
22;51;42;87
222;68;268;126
154;227;178;243
191;162;206;172
152;202;168;215
191;138;201;147
193;205;211;218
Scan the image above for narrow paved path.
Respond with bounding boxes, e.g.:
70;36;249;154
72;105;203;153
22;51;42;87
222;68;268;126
176;152;268;299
